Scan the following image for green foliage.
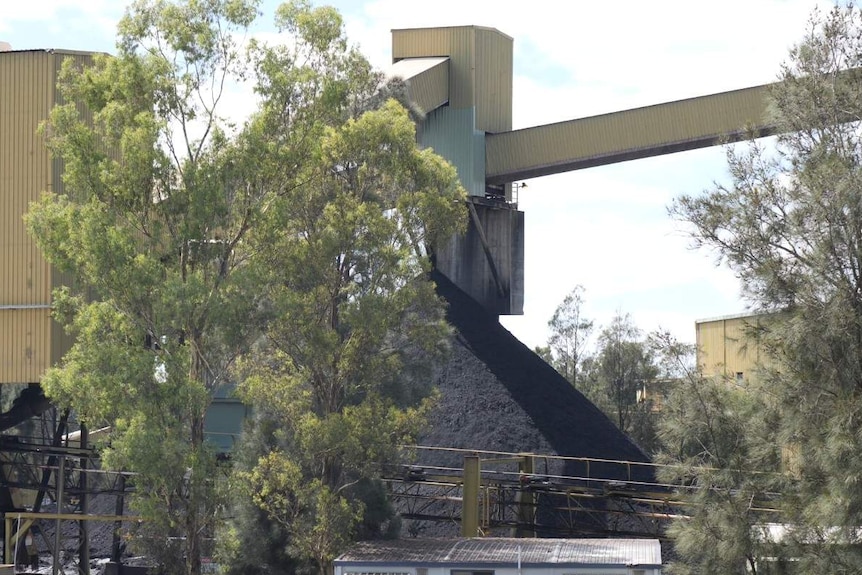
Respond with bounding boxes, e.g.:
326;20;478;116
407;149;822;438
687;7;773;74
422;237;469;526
24;0;412;573
234;90;465;574
218;417;297;575
29;3;267;574
540;291;663;454
28;2;464;573
667;4;862;572
654;335;785;574
545;285;593;386
588;313;658;437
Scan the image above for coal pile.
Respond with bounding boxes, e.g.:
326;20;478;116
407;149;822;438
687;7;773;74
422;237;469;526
423;270;652;477
399;272;657;537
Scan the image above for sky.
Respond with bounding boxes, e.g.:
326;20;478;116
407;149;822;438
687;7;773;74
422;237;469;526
0;0;836;350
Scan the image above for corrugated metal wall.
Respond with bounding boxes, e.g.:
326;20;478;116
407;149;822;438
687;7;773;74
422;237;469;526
473;27;512;134
392;26;513;134
1;51;56;384
393;26;476;110
696;314;767;382
0;50;94;384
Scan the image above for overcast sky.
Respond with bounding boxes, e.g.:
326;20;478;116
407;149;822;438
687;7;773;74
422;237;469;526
0;0;836;349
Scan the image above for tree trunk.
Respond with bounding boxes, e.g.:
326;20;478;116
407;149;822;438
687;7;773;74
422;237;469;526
186;341;206;575
186;414;204;575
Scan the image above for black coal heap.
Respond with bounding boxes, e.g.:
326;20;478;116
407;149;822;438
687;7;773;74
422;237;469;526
422;270;653;484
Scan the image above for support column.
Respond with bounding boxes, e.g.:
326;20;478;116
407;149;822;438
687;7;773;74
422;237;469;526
110;474;126;569
79;425;89;575
462;455;480;537
53;455;65;575
515;454;537;538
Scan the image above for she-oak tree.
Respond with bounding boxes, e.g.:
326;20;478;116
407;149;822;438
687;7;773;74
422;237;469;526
25;1;466;574
666;3;862;573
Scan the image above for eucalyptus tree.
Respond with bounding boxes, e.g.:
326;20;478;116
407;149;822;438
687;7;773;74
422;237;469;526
235;96;467;575
25;0;384;573
545;285;593;387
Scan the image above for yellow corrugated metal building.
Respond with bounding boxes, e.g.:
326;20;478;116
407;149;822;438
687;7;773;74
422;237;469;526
0;49;94;385
696;312;774;384
392;25;513;134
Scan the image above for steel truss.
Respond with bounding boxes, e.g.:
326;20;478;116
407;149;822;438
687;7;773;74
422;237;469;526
383;446;779;540
0;408;133;575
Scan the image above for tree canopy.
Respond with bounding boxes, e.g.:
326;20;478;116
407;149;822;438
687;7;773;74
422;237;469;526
666;3;862;572
26;1;466;574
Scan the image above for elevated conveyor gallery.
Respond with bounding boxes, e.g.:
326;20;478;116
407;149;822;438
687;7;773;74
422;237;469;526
387;26;795;317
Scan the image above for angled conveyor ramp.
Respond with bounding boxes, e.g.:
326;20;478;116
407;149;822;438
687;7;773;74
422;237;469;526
485;84;775;185
388;56;450;116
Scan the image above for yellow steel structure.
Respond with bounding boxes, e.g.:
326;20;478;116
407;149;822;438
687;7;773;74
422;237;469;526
390;27;781;190
393;26;513;134
0;50;95;385
388;56;449;116
388;26;795;316
485;84;774;184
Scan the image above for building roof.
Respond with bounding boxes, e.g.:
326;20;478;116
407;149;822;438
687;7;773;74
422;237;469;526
335;538;662;568
0;48;104;57
694;310;774;325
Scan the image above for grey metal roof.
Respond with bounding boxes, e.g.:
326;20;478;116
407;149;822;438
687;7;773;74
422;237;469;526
335;538;661;567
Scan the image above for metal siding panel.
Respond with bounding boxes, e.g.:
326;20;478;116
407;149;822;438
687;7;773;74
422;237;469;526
393;27;475;110
420;106;484;196
0;52;55;384
204;399;249;453
723;317;749;375
474;27;512;133
395;58;449;114
696;320;727;377
486;84;774;183
394;27;513;133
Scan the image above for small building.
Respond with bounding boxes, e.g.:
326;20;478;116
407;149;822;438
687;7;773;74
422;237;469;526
334;538;662;575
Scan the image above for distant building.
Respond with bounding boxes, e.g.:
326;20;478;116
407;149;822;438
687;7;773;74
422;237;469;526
335;538;663;575
695;312;775;385
636;312;774;411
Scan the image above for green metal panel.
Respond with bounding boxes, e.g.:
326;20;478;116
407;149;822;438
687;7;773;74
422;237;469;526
204;399;248;453
421;106;486;197
485;84;774;184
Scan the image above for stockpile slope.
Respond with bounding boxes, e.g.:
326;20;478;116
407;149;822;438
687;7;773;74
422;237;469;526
422;270;653;484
